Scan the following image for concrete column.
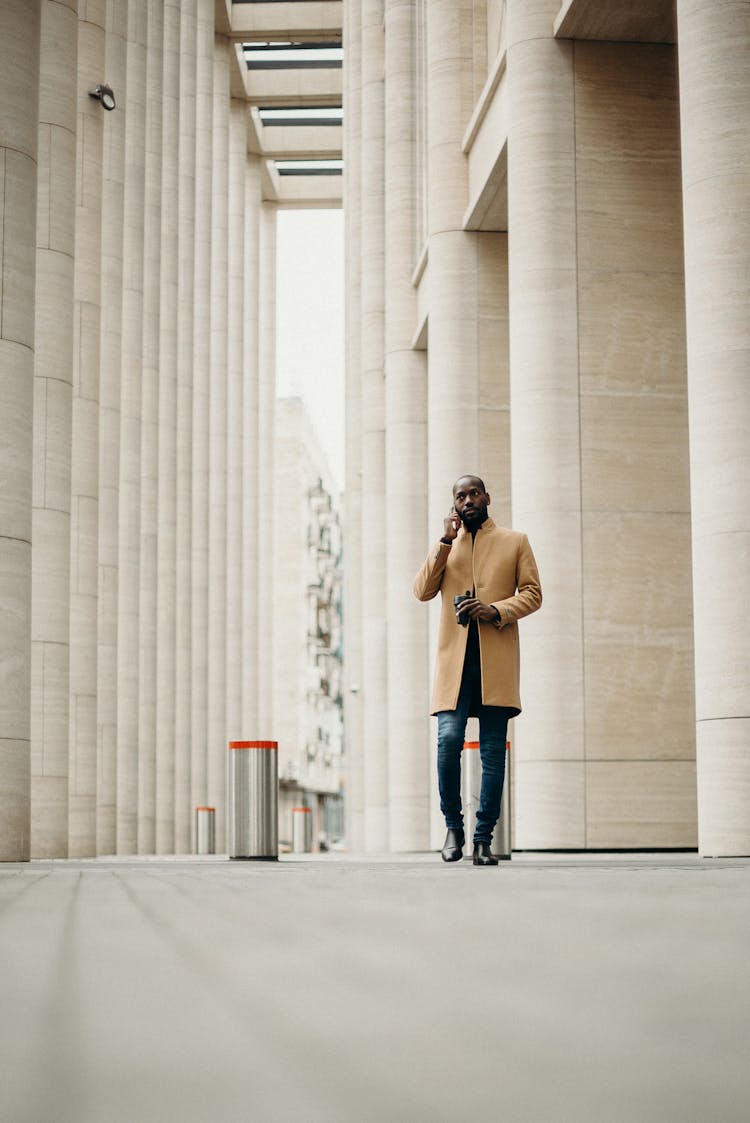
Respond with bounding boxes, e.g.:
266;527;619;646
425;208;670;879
343;0;365;851
154;0;180;854
241;155;261;740
207;34;230;847
424;0;483;845
0;0;40;862
678;0;750;856
174;0;197;855
226;100;246;746
360;0;388;851
257;202;277;742
137;0;163;852
117;0;147;854
69;0;106;857
505;0;585;848
383;0;430;850
425;0;482;532
31;0;76;859
190;0;213;831
476;234;511;528
97;0;128;856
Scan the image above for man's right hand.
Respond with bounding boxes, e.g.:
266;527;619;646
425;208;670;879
442;511;461;541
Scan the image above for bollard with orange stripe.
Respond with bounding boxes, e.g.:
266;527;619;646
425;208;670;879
228;740;278;860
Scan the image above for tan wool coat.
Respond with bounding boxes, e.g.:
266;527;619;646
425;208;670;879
413;518;542;715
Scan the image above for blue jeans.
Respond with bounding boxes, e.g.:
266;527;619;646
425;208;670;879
437;666;512;845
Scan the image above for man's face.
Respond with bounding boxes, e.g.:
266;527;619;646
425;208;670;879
453;477;490;528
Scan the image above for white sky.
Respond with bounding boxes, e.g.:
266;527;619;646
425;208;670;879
276;209;345;491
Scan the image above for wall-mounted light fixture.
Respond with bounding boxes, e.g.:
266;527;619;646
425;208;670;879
88;83;116;111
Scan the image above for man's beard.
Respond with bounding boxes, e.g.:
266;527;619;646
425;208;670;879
460;506;488;527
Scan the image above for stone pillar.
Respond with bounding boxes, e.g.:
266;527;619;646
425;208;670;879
425;0;481;530
257;202;277;741
137;0;163;852
190;0;213;832
241;155;261;741
117;0;147;854
31;0;76;859
505;0;585;848
207;34;230;847
174;0;197;855
383;0;430;850
476;234;511;529
155;0;180;854
343;0;365;851
69;0;106;857
0;0;40;862
360;0;388;851
678;0;750;856
424;0;482;845
226;100;246;746
97;0;128;856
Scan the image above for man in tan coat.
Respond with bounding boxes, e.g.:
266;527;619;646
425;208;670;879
414;476;542;865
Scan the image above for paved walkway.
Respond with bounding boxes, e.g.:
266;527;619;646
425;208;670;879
1;853;749;1123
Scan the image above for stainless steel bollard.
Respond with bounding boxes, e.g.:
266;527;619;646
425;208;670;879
228;740;278;860
462;741;481;846
292;806;312;853
195;806;216;855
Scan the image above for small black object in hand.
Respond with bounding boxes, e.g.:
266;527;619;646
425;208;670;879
453;591;471;626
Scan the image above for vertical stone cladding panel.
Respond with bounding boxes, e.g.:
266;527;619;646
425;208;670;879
31;0;77;859
226;101;246;757
117;0;147;854
505;0;585;848
384;0;430;850
343;0;366;851
678;0;750;856
241;155;261;744
360;0;389;851
137;0;163;853
0;0;40;862
69;0;106;857
97;0;128;856
155;0;180;854
174;0;197;855
575;41;695;849
208;34;230;850
256;204;276;744
190;0;213;833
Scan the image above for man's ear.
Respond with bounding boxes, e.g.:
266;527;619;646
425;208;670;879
486;493;491;506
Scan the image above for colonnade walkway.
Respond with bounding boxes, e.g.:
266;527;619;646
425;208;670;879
2;852;748;1123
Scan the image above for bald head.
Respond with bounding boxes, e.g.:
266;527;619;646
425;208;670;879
453;475;486;495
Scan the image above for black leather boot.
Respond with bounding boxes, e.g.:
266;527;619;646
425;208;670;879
472;841;499;866
441;828;465;862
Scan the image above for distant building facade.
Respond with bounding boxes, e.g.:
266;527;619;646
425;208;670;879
273;398;344;850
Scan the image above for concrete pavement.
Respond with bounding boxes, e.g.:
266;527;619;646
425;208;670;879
1;852;749;1122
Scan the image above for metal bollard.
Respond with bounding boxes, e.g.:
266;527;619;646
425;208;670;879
195;806;216;855
292;806;312;853
228;740;278;860
462;741;481;847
